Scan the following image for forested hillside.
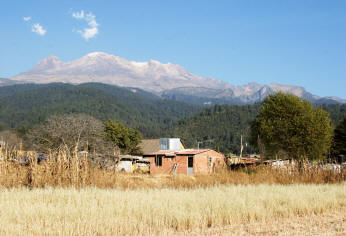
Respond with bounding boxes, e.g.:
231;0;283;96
0;83;344;154
170;103;346;154
0;83;202;137
318;104;346;127
170;104;260;154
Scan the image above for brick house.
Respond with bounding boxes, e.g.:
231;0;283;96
143;149;226;175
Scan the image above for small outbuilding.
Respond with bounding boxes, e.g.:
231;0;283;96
144;149;226;175
140;138;185;155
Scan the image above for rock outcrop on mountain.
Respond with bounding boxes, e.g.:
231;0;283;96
161;82;346;105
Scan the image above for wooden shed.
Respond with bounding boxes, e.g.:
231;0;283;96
144;149;226;175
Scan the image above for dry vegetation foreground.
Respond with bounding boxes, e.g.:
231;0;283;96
0;184;345;235
182;210;346;235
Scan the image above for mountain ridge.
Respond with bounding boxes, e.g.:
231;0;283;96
8;52;346;104
161;83;346;105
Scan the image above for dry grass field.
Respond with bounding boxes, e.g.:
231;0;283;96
0;184;345;235
0;150;345;235
178;210;346;235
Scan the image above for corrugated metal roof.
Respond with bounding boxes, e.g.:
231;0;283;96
143;150;175;156
176;149;211;155
143;149;212;156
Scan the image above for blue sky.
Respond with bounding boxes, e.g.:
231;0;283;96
0;0;345;98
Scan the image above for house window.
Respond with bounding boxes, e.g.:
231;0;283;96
155;156;162;166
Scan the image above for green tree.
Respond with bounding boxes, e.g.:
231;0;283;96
332;115;346;156
104;120;142;155
250;92;332;160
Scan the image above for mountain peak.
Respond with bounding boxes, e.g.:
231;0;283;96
85;51;112;57
29;55;63;72
269;83;308;97
40;55;62;64
80;51;119;62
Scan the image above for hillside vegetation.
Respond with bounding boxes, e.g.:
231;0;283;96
0;83;201;137
0;83;345;154
171;104;260;154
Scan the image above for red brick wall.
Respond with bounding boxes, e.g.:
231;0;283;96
148;150;226;175
176;156;188;174
149;156;188;175
194;154;209;174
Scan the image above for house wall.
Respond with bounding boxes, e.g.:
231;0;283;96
149;155;188;175
148;150;226;175
193;150;226;174
194;154;209;174
176;156;188;174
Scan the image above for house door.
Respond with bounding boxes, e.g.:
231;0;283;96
188;156;194;175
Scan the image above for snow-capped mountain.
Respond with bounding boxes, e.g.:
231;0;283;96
9;52;346;104
11;52;230;93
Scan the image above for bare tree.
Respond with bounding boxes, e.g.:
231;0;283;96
26;114;115;155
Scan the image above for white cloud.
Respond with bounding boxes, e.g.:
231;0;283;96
31;23;46;36
80;27;98;40
72;10;84;19
72;10;99;40
23;16;31;21
85;12;98;28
